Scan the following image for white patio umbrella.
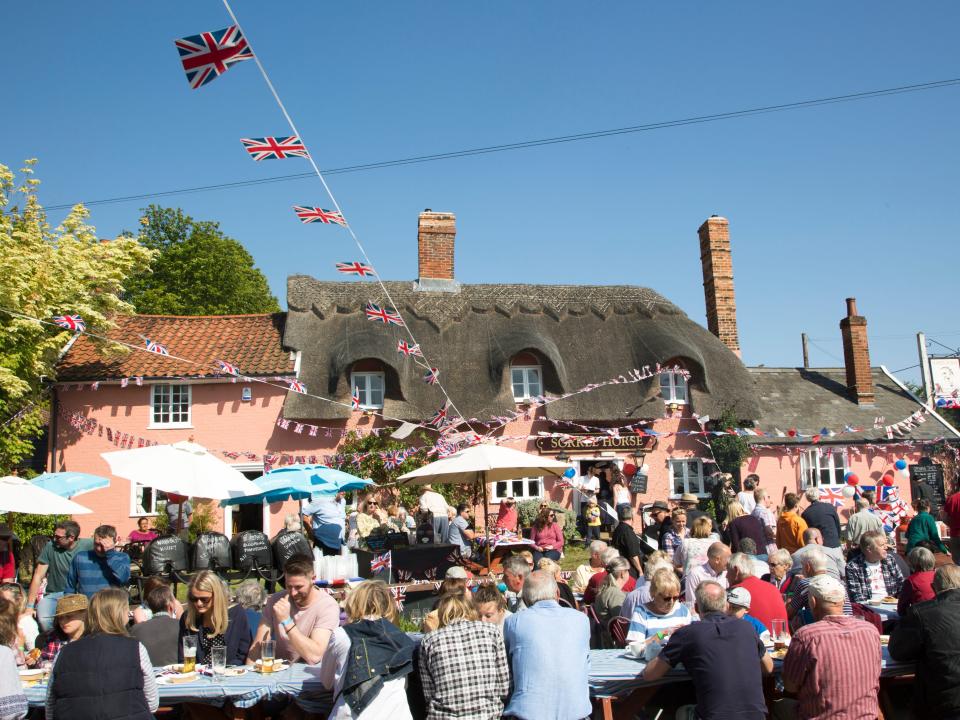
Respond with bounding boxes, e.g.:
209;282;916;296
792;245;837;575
0;476;93;515
397;443;570;566
102;441;260;531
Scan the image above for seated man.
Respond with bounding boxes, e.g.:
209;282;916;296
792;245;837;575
683;542;730;602
64;525;131;598
845;529;904;604
644;580;773;720
727;552;787;632
779;575;881;720
446;503;477;559
726;587;771;642
502;555;531;613
249;555;340;665
503;571;591;720
789;528;843;581
583;548;635;605
786;547;853;627
569;540;607;595
131;584;180;666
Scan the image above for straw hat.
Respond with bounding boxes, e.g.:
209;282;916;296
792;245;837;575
54;594;88;616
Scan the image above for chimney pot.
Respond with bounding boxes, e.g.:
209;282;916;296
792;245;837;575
698;216;741;357
845;297;858;317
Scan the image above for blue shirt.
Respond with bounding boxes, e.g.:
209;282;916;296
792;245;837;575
502;600;591;720
65;549;131;597
302;497;345;550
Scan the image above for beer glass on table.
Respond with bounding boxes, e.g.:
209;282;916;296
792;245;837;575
182;636;198;673
261;639;276;673
211;647;226;683
771;619;788;651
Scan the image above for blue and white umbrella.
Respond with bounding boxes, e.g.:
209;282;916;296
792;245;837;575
221;464;372;506
32;472;111;499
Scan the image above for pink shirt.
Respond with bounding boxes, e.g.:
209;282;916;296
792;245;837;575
261;590;340;663
530;523;564;552
782;614;881;720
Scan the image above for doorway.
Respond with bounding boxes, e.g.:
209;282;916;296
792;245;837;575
575;458;622;528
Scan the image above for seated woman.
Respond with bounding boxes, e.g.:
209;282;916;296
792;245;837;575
128;517;158;544
0;584;38;655
537;558;577;609
46;588;158;720
179;570;250;666
0;598;26;719
625;568;693;643
356;501;385;541
594;557;631;648
763;549;795;595
421;577;469;633
495;498;518;532
233;580;267;641
473;584;510;626
530;508;564;566
898;546;937;616
30;595;87;667
319;580;414;719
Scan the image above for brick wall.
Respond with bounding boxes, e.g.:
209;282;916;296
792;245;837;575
698;216;741;356
840;298;875;405
417;211;455;280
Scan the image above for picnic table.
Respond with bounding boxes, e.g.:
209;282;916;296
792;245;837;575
862;601;900;623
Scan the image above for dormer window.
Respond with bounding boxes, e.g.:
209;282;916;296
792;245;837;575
511;352;542;402
350;359;386;409
659;370;688;404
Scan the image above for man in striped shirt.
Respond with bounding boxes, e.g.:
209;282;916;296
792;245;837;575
786;547;853;629
778;575;881;720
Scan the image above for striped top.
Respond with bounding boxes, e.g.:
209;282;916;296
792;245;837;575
782;614;881;720
626;601;692;642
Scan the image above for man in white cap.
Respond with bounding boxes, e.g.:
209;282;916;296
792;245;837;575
726;586;771;643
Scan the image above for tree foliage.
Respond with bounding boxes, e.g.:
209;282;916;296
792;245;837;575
124;205;279;316
707;407;752;476
0;160;155;470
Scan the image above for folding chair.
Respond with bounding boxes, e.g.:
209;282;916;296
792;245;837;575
608;615;630;648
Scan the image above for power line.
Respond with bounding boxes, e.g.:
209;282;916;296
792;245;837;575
807;339;846;364
45;76;960;212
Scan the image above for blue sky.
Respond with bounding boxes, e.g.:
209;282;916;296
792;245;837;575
3;2;958;385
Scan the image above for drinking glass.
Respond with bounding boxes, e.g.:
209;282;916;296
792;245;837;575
182;636;198;674
771;619;788;650
211;647;226;683
410;608;424;627
261;639;276;674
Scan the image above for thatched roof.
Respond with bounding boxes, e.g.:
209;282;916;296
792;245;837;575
283;276;760;423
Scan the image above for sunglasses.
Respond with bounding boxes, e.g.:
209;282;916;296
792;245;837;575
658;595;680;602
188;594;213;604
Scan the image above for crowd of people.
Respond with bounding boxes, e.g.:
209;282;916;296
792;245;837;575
3;469;960;719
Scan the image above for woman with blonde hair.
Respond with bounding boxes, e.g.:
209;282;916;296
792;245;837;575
725;499;767;555
319;580;414;719
0;584;38;654
673;516;714;576
419;592;509;719
0;598;26;719
625;568;693;642
178;570;250;666
420;577;469;633
46;588;158;720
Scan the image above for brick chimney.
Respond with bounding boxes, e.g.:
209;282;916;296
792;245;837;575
698;215;741;357
416;210;458;291
839;297;875;405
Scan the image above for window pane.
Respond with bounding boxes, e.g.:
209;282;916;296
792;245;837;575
511;368;523;384
672;462;684;495
528;370;541;398
675;377;687;402
512;381;525;399
511;480;524;496
495;482;507;498
527;479;540;496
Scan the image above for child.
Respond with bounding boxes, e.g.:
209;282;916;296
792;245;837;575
585;498;602;544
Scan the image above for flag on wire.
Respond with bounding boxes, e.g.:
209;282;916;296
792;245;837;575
336;261;375;277
382;450;399;470
294;206;347;226
142;336;169;356
216;360;240;376
397;341;422;357
365;303;404;326
52;314;86;332
351;389;361;410
423;368;439;385
817;487;846;507
288;380;307;394
174;25;253;90
240;136;309;161
428;404;449;427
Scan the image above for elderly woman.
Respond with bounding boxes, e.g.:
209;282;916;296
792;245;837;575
898;546;937;616
234;580;267;640
625;568;692;643
763;548;796;596
620;551;674;620
530;508;564;566
906;498;948;554
674;516;714;576
537;558;577;609
595;557;631;648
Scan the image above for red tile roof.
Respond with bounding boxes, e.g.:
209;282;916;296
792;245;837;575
56;313;294;381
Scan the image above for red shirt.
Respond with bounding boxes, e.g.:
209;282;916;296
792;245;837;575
734;575;787;633
944;492;960;534
782;614;881;720
584;571;635;604
898;569;936;616
0;551;13;581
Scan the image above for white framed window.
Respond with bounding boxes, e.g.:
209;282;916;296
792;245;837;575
669;459;705;497
150;384;191;428
800;449;849;488
511;366;542;402
130;482;157;516
351;371;384;409
492;476;543;501
659;371;688;403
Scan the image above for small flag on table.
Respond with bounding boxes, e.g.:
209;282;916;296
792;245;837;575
52;314;86;332
240;136;309;161
294;206;347;226
336;261;375;277
371;551;391;573
174;25;253;90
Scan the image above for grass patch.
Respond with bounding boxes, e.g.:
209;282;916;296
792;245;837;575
560;543;589;571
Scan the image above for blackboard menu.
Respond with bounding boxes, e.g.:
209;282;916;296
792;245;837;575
910;458;946;514
630;472;648;495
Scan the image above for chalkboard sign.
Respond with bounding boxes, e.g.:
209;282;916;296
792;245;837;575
630;472;648;495
910;457;946;514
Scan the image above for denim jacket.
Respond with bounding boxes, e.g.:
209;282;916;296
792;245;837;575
340;619;415;715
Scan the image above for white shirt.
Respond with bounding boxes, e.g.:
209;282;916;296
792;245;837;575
737;491;757;514
865;561;887;601
319;626;412;720
419;490;449;517
579;475;599;495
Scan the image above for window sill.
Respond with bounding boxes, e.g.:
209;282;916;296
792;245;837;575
129;511;159;518
667;493;709;499
147;423;194;430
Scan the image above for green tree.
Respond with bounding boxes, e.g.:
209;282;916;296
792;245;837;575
125;205;279;315
0;160;155;470
708;408;752;476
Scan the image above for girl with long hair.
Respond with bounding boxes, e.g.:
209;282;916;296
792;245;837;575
179;570;250;666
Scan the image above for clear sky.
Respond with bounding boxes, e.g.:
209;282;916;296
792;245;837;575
3;2;958;386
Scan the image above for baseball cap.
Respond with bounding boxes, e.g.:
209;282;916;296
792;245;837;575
726;587;752;609
55;594;89;616
445;566;468;579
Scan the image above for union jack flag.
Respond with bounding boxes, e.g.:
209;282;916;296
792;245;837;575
381;450;399;470
174;25;253;90
817;487;846;507
216;360;240;376
351;389;361;410
370;551;391;573
293;206;347;226
397;341;422;357
142;336;169;356
240;136;309;161
52;314;86;332
428;404;449;427
390;585;405;612
365;303;404;326
288;380;307;394
336;261;375;277
423;368;439;385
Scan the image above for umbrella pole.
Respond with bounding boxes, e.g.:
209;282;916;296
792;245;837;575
483;473;492;571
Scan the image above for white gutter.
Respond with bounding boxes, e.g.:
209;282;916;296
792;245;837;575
881;364;960;439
